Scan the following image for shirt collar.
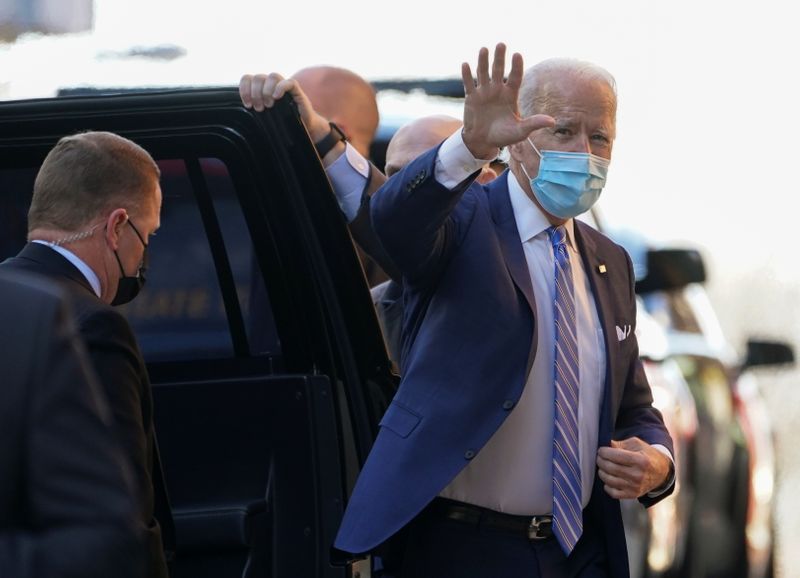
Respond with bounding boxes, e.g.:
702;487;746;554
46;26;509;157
31;240;102;297
507;171;576;249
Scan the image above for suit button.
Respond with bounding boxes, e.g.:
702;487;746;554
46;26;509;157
464;450;476;460
502;400;515;410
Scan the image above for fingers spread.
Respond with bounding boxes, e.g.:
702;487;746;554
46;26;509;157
462;62;475;95
506;52;524;89
491;43;506;83
476;46;490;87
461;44;543;152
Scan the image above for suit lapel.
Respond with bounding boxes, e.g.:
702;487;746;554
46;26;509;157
488;173;536;315
573;222;620;433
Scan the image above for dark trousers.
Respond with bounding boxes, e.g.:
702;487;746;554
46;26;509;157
396;502;610;578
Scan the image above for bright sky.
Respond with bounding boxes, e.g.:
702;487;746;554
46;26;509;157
2;0;799;343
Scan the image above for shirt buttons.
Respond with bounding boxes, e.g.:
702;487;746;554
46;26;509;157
464;450;476;460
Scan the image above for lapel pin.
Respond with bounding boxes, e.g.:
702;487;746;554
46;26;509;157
597;264;607;274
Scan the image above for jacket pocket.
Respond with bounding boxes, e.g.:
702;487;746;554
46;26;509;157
379;401;422;438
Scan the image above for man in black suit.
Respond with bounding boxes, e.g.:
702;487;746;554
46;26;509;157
0;270;144;578
1;131;170;577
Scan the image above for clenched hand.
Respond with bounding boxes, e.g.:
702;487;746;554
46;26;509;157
596;437;673;500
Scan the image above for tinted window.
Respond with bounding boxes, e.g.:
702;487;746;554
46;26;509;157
0;167;36;258
0;155;282;364
121;156;281;362
120;159;233;361
202;157;280;358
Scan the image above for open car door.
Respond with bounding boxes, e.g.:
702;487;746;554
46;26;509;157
0;89;397;577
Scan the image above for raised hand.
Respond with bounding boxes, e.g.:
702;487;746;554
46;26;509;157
461;43;555;160
596;437;673;500
239;73;330;142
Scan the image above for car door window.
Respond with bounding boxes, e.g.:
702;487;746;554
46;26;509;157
121;156;281;362
0;166;37;259
121;158;233;361
0;154;282;365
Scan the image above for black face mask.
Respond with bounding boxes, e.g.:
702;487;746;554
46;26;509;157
111;219;148;306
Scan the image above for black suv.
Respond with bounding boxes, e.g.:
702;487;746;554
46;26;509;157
0;89;398;578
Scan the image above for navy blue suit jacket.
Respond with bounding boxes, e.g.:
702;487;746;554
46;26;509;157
334;147;674;577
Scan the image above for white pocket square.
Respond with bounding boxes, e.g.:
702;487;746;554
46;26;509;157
616;324;632;341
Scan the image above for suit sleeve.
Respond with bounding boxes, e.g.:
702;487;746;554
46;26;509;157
613;250;676;507
0;286;144;578
370;146;478;285
347;164;403;283
323;146;400;284
81;311;151;502
79;309;167;570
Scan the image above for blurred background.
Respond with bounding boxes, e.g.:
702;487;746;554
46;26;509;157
2;0;798;575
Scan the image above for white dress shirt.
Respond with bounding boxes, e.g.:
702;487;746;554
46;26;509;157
326;144;370;220
435;134;605;513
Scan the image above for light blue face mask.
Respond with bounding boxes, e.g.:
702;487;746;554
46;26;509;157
520;138;610;220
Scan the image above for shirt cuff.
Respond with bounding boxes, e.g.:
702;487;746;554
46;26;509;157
434;130;493;189
647;444;676;498
325;143;370;222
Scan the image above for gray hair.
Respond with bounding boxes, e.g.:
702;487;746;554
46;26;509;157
519;58;617;118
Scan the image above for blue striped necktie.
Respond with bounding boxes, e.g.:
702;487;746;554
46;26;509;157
547;225;583;555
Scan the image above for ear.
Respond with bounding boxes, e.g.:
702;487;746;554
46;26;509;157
508;141;526;163
476;165;498;185
103;208;128;250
